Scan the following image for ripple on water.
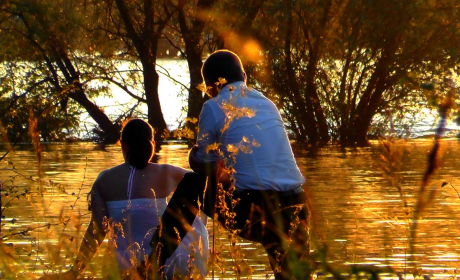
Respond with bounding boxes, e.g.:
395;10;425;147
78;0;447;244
2;140;460;278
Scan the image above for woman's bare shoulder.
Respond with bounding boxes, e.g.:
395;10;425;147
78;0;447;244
147;163;189;174
94;164;128;187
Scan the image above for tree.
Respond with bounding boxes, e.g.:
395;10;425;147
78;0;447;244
0;61;80;142
322;0;460;145
158;0;264;140
1;0;182;143
3;0;459;147
89;0;173;141
253;0;460;146
0;0;121;143
169;0;217;121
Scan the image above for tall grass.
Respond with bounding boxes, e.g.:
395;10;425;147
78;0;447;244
0;139;454;279
0;88;458;280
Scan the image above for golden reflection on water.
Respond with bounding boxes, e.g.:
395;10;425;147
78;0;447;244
2;139;460;279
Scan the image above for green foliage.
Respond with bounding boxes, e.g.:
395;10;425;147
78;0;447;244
240;0;460;146
0;61;80;143
3;0;460;145
0;0;151;143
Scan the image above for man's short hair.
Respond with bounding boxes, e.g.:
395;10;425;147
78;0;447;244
202;50;245;85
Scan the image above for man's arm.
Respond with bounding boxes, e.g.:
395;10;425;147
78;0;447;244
188;145;217;176
189;146;231;185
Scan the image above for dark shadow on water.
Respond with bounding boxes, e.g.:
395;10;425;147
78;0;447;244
292;141;319;158
92;143;109;151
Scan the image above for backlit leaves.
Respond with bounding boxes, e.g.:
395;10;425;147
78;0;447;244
224;136;261;155
220;90;256;134
206;142;220;153
196;82;214;98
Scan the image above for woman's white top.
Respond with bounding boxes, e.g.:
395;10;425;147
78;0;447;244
105;167;209;278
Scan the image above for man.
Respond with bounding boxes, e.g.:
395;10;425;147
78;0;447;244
149;50;309;280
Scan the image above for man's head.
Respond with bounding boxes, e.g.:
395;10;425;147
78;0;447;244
202;50;246;96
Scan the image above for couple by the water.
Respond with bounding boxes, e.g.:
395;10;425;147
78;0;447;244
63;50;310;280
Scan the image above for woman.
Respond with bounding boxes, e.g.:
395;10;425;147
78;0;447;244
69;119;209;279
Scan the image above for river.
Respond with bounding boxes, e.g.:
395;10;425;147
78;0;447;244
2;138;460;279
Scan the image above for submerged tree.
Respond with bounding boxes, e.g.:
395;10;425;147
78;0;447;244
0;61;81;142
0;0;180;143
249;0;460;146
2;0;460;146
168;0;217;121
320;0;460;145
0;0;122;143
91;0;171;140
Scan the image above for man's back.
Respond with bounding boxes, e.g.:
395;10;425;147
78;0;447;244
196;81;305;191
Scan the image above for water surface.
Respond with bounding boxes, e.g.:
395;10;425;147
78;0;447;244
2;139;460;279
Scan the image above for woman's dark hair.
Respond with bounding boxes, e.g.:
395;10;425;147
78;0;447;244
201;50;245;85
120;119;154;170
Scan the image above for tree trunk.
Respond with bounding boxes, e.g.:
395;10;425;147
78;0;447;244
143;63;167;140
282;0;311;142
304;55;324;145
186;53;206;120
15;10;121;143
114;0;169;141
69;88;120;143
176;0;216;120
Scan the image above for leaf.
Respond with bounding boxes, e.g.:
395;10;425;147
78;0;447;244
205;143;220;153
184;117;198;124
226;144;239;154
217;77;227;85
196;83;208;92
